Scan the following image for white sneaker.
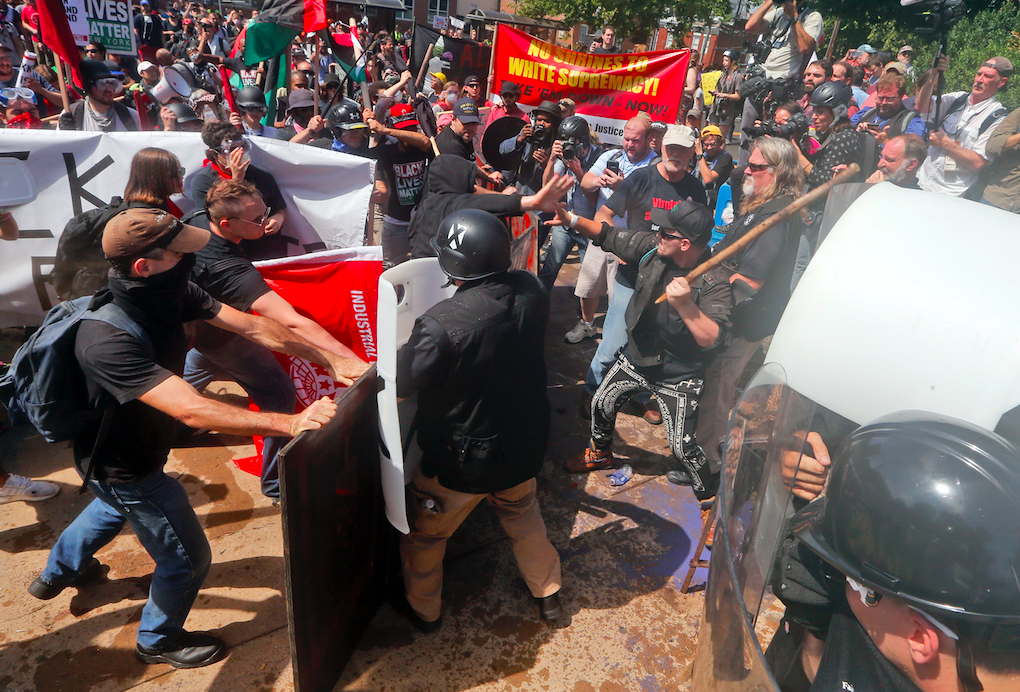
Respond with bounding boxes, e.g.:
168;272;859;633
0;474;60;503
564;320;598;344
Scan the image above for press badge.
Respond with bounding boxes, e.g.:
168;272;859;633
944;156;958;173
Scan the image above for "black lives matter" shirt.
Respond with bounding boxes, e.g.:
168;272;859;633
374;139;433;222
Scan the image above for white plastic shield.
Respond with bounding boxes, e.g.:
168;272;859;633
376;259;457;534
768;184;1020;428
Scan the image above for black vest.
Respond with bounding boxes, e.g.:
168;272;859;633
415;271;550;494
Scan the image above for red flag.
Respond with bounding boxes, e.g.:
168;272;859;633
35;0;81;87
234;248;383;476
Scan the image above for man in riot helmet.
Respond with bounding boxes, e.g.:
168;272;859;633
538;114;604;290
396;209;564;632
313;98;373;156
771;411;1020;692
233;86;277;139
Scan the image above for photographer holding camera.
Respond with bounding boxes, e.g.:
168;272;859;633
539;115;605;290
496;100;562;193
740;0;824;165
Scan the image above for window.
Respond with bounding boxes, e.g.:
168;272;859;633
427;0;449;24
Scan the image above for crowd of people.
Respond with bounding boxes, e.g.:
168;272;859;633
1;1;1019;689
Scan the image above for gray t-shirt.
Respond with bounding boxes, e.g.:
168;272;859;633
760;7;823;79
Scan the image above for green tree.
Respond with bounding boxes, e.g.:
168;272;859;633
514;0;729;44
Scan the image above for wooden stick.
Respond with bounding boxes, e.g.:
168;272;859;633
349;18;372;111
415;42;435;89
654;163;861;305
312;33;321;117
825;19;841;63
53;57;71;114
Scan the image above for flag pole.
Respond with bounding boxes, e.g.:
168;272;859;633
312;33;321;117
52;57;71;114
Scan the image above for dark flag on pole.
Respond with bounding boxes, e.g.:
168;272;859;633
411;24;491;92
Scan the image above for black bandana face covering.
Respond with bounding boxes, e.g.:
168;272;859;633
104;253;197;340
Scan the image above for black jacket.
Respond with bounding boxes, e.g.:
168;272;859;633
396;271;550;494
592;223;732;373
408;155;525;259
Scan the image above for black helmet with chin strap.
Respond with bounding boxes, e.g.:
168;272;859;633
236;86;267;109
431;209;511;282
808;80;853;121
793;410;1020;692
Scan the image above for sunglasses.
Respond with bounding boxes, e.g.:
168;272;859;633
177;165;186;177
657;228;686;242
747;162;774;173
846;576;883;607
219;138;251;154
85;48;101;54
230;207;271;227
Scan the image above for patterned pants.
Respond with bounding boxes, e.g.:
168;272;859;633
591;354;714;498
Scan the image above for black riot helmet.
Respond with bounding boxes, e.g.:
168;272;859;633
794;410;1020;625
236;86;267;110
557;115;591;150
326;98;368;136
167;101;201;125
431;209;512;282
808;80;853;121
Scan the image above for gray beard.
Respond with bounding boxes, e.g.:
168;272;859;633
884;165;909;186
742;176;755;198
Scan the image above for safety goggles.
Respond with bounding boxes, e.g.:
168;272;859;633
93;77;123;92
177;165;186;177
0;87;34;103
218;138;251;155
242;104;267;114
845;576;958;640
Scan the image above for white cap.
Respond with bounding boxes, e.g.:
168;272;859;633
662;124;696;148
138;61;156;72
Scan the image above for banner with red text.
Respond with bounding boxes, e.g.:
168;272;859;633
492;25;690;145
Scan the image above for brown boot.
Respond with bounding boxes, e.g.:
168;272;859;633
700;497;716;549
564;443;615;473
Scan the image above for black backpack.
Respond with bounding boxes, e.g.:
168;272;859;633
52;197;131;301
856;130;881;180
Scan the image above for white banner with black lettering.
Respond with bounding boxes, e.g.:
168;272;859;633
0;130;375;327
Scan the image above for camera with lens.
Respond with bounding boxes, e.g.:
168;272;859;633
745;111;810;141
530;123;555;149
738;71;801;113
561;139;584;160
905;0;966;34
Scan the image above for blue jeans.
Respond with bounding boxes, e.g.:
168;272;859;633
585;281;635;396
539;225;588;292
184;333;296;498
43;471;211;649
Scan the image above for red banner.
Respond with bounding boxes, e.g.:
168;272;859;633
491;25;689;145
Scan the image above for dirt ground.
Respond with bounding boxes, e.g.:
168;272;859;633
1;251;716;692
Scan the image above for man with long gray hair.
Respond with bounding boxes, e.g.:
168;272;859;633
694;137;806;502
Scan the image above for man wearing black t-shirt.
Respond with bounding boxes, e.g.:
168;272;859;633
186;179;368;499
556;202;731;502
695;136;803;491
436;99;505;188
585;124;707;428
364;103;435;264
30;208;364;670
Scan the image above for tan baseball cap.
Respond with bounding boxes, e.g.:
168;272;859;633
983;57;1013;78
663;124;696;148
102;208;210;261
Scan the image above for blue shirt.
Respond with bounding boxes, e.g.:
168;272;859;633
850;106;927;141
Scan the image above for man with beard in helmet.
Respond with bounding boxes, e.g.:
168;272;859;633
232;86;277;139
767;411;1020;692
395;209;564;633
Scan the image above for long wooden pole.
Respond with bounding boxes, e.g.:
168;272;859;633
654;164;861;305
825;19;840;63
53;58;71;114
415;42;435;89
312;33;321;117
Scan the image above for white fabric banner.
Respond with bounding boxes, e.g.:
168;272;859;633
0;130;375;327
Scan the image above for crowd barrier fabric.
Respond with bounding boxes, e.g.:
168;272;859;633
0;130;375;327
491;25;690;146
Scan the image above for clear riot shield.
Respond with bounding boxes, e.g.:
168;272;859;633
693;363;848;692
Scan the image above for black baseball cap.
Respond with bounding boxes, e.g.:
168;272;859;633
453;98;480;123
464;75;481;86
649;201;714;246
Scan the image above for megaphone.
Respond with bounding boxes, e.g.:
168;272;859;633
150;67;192;104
